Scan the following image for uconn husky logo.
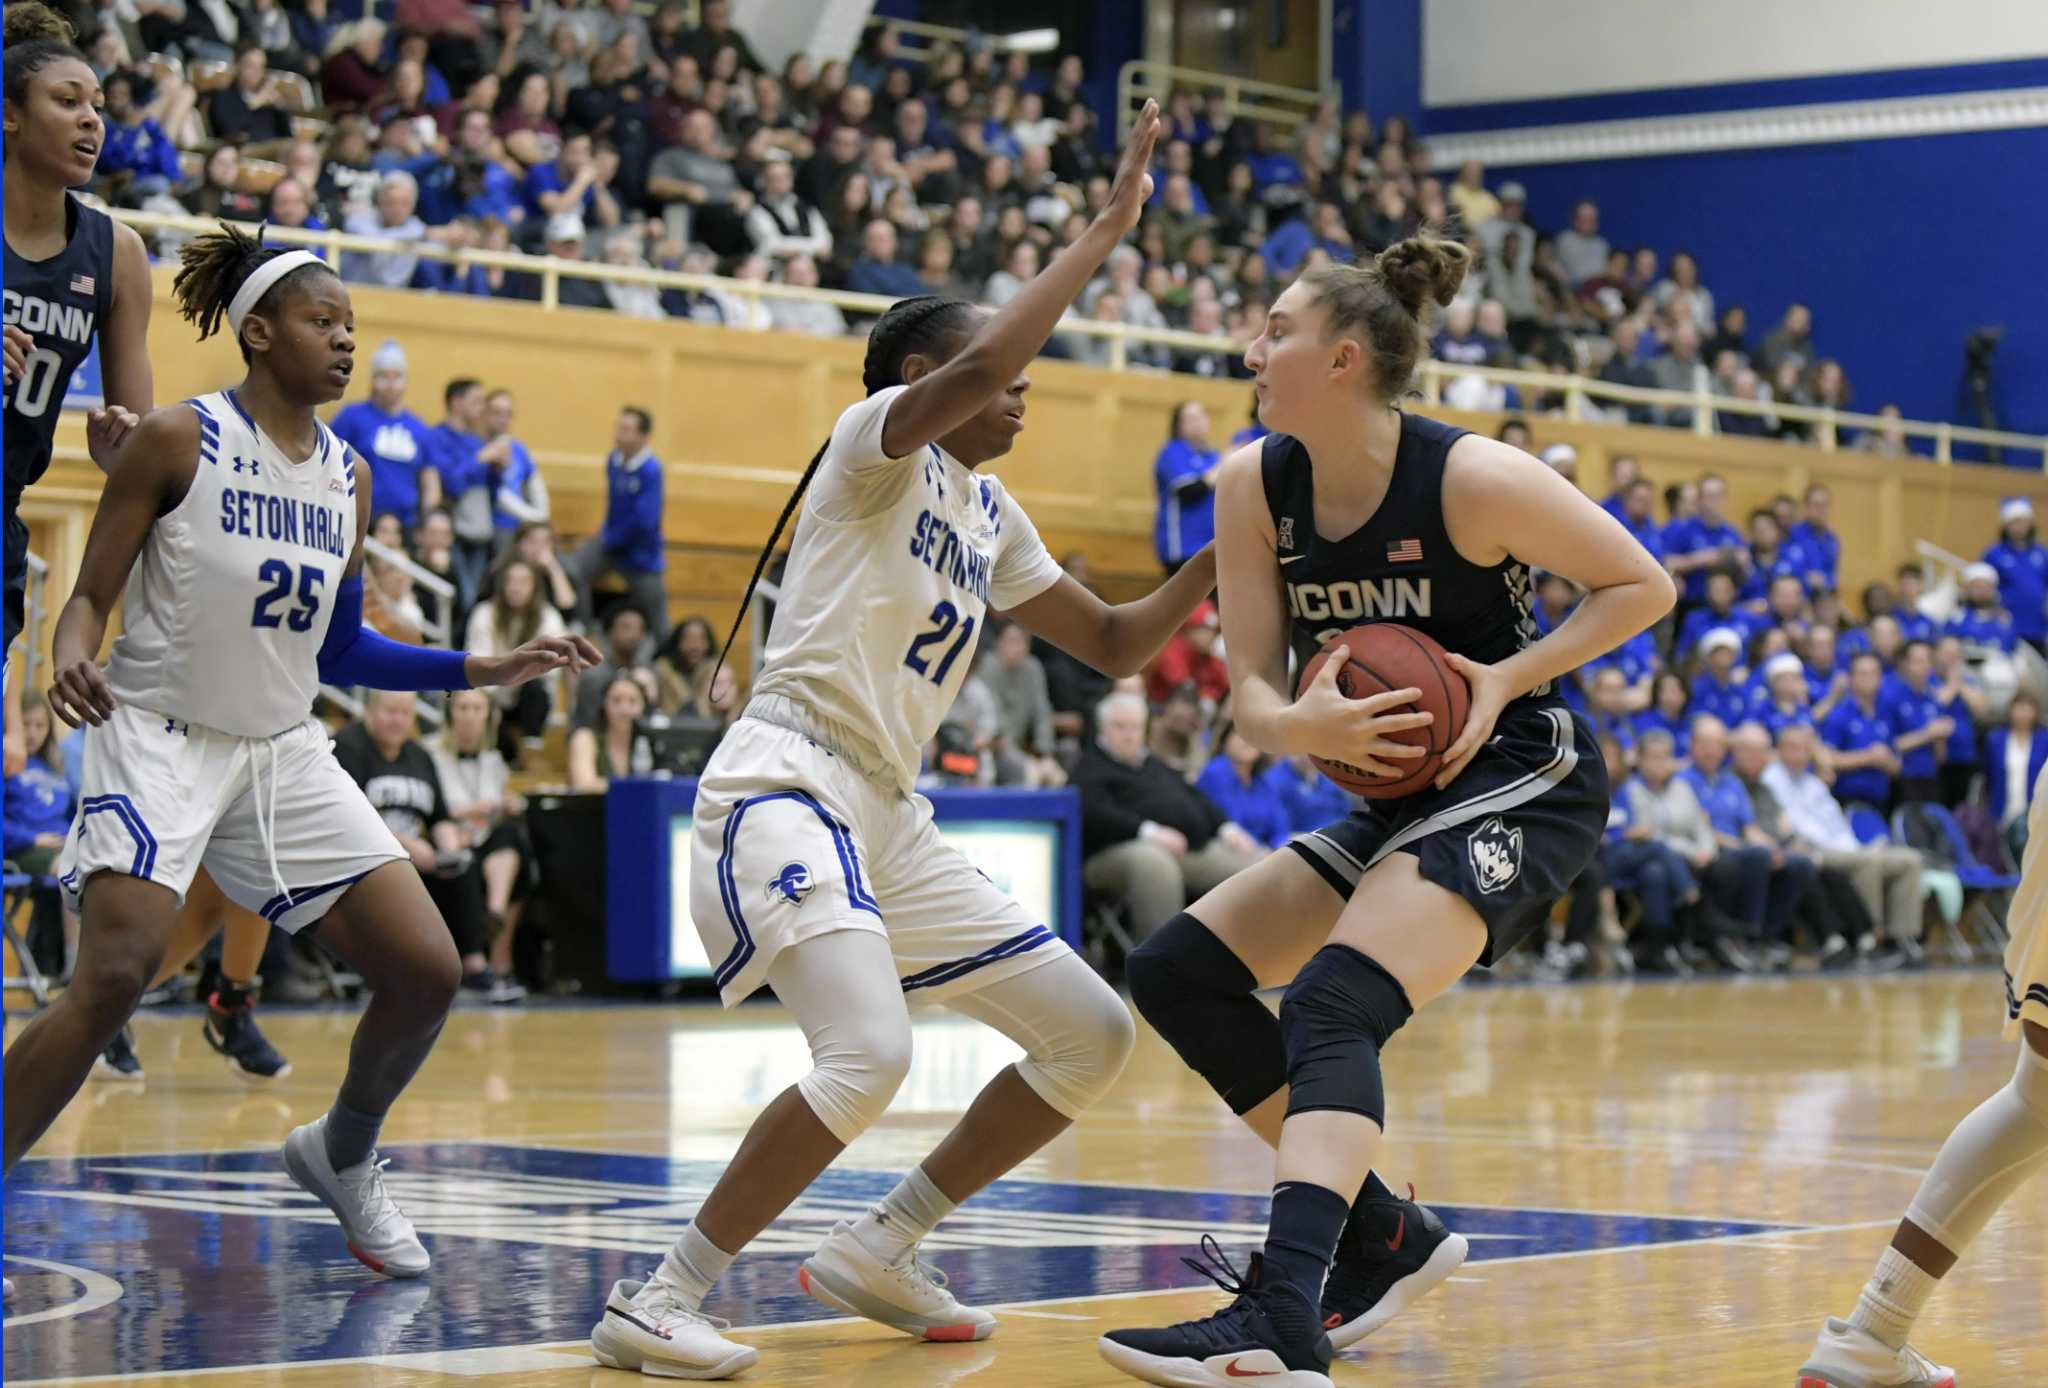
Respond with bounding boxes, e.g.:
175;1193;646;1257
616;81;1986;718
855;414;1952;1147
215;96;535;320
1467;816;1522;894
766;862;815;906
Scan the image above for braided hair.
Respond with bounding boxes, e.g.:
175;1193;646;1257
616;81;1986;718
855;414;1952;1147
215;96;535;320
170;221;336;360
712;295;979;690
3;3;84;114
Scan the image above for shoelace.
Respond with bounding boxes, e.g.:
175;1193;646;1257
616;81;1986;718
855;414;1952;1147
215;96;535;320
634;1277;736;1332
1159;1236;1268;1347
338;1156;409;1243
1898;1344;1947;1381
881;1241;953;1298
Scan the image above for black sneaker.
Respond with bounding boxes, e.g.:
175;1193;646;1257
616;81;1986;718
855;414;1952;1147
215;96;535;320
205;996;293;1081
461;969;527;1005
92;1027;144;1081
1098;1237;1332;1387
1321;1184;1469;1349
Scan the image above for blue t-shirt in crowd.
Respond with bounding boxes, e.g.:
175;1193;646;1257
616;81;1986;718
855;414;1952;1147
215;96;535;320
1938;682;1979;767
1983;538;2048;641
1689;670;1752;727
1154;438;1219;568
1262;759;1349;836
1663;516;1747;603
329;400;440;527
1786;521;1841;593
1681;764;1753;839
1590;629;1659;687
1821;698;1895;808
492;439;539;533
2;755;74;857
1586;708;1637;753
1604;787;1636;843
1620;512;1665;563
522;159;595;221
1676;603;1761;659
1632;707;1691;757
1197;756;1291;849
101;116;182;183
1894;609;1938;644
428;423;489;508
1885;679;1946;779
1947;604;2017;654
601;449;666;573
1749;691;1814;741
1739;547;1805;604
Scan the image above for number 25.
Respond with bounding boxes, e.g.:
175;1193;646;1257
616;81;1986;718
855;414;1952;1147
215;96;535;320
252;560;325;632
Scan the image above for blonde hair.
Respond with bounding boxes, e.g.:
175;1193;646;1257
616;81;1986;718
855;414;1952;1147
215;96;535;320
1296;234;1471;404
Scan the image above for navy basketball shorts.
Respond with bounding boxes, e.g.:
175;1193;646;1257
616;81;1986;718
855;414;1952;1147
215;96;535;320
1287;700;1608;965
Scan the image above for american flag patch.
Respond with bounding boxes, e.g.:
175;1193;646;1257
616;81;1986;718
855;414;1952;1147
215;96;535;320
1387;538;1424;563
69;274;95;295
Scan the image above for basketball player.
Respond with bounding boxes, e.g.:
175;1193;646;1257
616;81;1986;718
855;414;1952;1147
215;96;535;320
2;6;293;1089
1794;777;2048;1386
587;101;1203;1379
1099;238;1674;1387
0;224;598;1283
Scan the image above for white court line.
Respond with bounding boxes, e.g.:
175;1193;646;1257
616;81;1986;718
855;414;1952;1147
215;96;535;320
999;1309;1095;1321
1;1256;126;1330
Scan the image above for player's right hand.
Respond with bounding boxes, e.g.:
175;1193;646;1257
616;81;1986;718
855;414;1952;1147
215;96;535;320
1292;654;1432;777
1097;99;1160;236
3;325;31;384
49;660;118;728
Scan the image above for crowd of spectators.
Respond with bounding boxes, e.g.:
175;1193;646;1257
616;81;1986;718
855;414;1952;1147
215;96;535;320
71;1;1910;443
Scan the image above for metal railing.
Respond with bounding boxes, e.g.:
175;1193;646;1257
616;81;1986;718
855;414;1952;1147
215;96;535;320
103;208;2048;468
861;15;1039;61
1116;61;1327;140
18;553;48;693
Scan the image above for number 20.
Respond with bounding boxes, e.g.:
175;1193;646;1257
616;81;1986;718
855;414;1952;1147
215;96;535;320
903;600;977;685
252;560;325;632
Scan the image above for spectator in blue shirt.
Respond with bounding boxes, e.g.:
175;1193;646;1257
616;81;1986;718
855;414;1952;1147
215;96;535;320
569;406;669;642
1676;569;1758;660
1750;652;1816;740
3;692;75;876
1597;731;1697;963
1892;563;1938;643
1586;667;1638;754
1154;402;1221;575
1665;473;1749;608
1229;400;1268;450
1740;509;1804;605
1887;640;1953;807
1932;634;1987;806
847;219;929;298
1634;670;1693;756
1983;497;2048;650
1987;694;2048;852
429;379;498;614
1821;653;1902;810
1785;483;1841;595
1599;455;1640;523
331;341;441;529
482;388;548;540
1948;563;2018;654
1262;754;1351;837
1754;572;1811;643
1196;730;1291;850
98;71;183;202
1690;627;1752;727
1592;627;1660;710
1802;625;1849;718
1685;716;1813;967
1611;477;1665;563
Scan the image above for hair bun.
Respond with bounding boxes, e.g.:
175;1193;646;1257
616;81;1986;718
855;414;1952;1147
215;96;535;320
1376;236;1472;320
3;2;77;45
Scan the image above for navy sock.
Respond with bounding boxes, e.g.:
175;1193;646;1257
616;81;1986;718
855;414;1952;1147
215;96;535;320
1262;1181;1350;1300
323;1100;386;1172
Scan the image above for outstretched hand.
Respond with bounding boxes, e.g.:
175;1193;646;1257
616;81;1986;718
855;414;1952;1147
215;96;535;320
468;633;603;689
1098;99;1160;236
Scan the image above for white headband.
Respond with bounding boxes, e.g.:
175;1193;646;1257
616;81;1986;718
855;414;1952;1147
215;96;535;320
227;250;326;335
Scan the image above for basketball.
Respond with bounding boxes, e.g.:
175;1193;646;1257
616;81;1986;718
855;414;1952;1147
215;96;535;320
1295;623;1470;799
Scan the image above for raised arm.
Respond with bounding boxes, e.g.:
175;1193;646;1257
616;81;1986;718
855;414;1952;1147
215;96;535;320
874;101;1162;461
1004;546;1217;679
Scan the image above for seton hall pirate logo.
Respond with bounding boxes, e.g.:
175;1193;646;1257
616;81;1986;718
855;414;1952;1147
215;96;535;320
1466;816;1523;894
766;862;815;906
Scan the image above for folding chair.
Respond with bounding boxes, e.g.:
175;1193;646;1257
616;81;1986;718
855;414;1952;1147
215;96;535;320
3;870;54;1009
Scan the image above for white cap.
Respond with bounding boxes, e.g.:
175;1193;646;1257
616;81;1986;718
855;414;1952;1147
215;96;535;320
1964;561;1998;585
1540;443;1578;471
1764;652;1804;682
370;339;407;374
546;211;586;243
1700;627;1743;657
2002;497;2035;525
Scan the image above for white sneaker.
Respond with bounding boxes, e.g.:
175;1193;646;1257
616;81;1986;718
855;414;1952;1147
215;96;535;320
798;1220;996;1342
282;1119;430;1278
590;1278;759;1379
1797;1318;1957;1387
3;1276;12;1300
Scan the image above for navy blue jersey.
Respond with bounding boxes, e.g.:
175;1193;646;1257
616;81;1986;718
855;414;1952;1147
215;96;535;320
5;196;116;645
1260;410;1549;698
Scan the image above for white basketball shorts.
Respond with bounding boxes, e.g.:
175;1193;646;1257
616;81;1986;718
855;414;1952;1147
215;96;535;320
57;702;405;932
691;715;1072;1007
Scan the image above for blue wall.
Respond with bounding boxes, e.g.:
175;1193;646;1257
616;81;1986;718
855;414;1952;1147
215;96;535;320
1495;127;2048;442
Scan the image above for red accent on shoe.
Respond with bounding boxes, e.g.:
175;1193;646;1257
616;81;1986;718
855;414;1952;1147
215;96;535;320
1406;1183;1417;1201
1223;1359;1280;1378
1322;1312;1343;1330
797;1267;812;1292
922;1325;979;1342
1385;1211;1407;1253
347;1243;386;1273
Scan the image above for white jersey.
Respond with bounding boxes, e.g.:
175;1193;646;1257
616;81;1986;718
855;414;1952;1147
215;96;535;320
105;390;357;738
749;386;1063;793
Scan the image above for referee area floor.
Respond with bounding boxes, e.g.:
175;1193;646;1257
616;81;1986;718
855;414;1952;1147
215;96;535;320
6;969;2046;1386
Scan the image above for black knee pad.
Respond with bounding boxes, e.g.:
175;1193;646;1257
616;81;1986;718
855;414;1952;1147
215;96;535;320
1127;912;1287;1115
1278;944;1413;1126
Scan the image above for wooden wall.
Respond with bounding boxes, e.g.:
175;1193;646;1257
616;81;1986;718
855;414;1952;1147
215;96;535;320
23;268;2048;675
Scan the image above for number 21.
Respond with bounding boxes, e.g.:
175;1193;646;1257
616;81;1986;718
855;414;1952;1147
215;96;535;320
903;600;977;685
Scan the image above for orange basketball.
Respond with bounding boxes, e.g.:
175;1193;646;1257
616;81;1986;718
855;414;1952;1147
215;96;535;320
1295;623;1471;800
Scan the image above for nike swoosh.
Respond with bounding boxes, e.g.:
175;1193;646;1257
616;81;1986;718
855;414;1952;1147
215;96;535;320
1386;1211;1406;1253
1279;554;1307;565
1224;1359;1281;1378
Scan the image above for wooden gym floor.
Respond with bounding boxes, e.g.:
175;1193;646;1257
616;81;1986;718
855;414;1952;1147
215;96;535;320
7;969;2046;1386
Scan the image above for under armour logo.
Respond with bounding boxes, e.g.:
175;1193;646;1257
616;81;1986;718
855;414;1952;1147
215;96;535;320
231;457;259;475
163;717;190;737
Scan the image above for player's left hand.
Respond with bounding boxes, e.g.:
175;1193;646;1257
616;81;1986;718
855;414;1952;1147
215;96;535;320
1435;651;1516;790
85;406;141;466
468;633;603;687
3;325;31;384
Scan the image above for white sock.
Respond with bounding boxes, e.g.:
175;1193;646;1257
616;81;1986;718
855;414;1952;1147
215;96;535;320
649;1222;734;1309
1848;1247;1937;1350
853;1165;957;1264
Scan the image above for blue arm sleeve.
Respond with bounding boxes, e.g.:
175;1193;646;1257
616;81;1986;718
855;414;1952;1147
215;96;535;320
317;575;473;691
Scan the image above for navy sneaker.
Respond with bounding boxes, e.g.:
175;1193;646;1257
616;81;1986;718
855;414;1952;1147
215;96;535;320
1321;1183;1469;1349
92;1026;144;1081
1098;1237;1333;1387
205;995;293;1081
